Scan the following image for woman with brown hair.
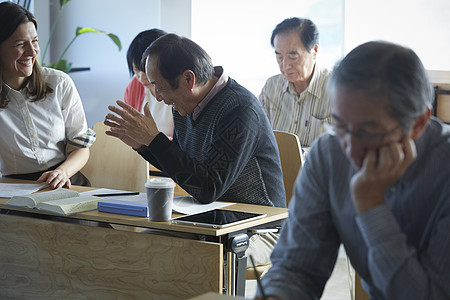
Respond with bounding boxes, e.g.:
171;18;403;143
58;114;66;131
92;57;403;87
0;2;95;188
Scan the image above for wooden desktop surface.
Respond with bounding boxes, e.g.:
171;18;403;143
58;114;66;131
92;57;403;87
0;178;288;299
0;178;288;236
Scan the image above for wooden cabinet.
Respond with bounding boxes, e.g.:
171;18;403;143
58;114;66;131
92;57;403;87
434;84;450;124
429;70;450;124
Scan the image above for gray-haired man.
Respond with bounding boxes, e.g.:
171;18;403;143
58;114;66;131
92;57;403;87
257;41;450;299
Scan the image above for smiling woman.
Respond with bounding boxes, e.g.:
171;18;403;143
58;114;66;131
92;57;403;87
1;22;39;90
0;2;95;188
0;3;49;108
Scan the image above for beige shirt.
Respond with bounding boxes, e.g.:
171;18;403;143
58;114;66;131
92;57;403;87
259;65;332;148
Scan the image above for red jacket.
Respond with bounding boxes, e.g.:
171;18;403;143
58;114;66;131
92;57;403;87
124;76;145;110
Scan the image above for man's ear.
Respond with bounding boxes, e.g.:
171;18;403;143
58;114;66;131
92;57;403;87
311;44;319;59
182;70;196;90
410;108;431;139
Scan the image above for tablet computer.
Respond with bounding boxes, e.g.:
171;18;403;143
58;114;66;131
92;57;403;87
171;209;266;228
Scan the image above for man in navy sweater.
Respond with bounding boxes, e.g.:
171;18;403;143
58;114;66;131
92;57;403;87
105;33;286;266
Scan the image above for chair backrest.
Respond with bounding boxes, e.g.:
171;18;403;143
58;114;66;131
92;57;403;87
273;130;303;205
80;122;149;192
246;130;303;281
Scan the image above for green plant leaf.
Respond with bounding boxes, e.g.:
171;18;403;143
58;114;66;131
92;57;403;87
75;27;122;51
59;0;71;9
107;33;122;51
46;59;72;73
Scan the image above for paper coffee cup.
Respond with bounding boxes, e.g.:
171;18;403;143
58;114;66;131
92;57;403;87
145;178;176;221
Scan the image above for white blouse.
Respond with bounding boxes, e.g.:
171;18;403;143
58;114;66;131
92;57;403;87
141;88;174;138
0;67;95;175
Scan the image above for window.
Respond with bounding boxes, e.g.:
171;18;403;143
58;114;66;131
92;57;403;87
192;0;450;95
191;0;344;96
345;0;450;72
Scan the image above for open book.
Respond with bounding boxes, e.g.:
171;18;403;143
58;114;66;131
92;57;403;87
6;188;103;215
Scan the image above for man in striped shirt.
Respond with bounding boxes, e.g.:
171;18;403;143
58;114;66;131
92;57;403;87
259;17;331;154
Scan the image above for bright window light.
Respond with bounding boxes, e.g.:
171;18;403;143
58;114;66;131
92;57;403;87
191;0;344;96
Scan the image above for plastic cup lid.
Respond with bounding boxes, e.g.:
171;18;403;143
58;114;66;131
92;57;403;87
145;177;176;189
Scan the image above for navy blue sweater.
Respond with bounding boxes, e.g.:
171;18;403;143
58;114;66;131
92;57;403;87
139;77;286;208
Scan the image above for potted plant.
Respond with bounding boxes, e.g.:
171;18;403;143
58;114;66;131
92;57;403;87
14;0;122;73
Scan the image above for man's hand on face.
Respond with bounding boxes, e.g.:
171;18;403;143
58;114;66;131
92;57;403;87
350;137;417;213
105;101;160;147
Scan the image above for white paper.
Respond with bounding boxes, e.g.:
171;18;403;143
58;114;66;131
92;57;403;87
0;183;48;198
105;193;147;203
172;196;234;215
81;189;233;215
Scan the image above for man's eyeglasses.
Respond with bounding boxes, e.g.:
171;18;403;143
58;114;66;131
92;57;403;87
324;122;402;144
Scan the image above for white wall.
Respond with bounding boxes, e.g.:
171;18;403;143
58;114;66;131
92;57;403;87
35;0;191;127
345;0;450;71
161;0;191;37
33;0;50;64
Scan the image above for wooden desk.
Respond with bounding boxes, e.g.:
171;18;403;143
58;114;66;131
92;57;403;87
189;291;245;299
0;178;287;299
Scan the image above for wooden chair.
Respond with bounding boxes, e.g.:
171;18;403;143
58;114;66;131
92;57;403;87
246;130;303;280
354;272;370;300
80;122;149;193
273;130;303;203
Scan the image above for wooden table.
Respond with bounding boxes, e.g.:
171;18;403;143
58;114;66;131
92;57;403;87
0;178;287;299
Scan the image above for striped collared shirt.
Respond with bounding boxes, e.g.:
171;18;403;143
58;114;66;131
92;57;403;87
259;65;332;148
